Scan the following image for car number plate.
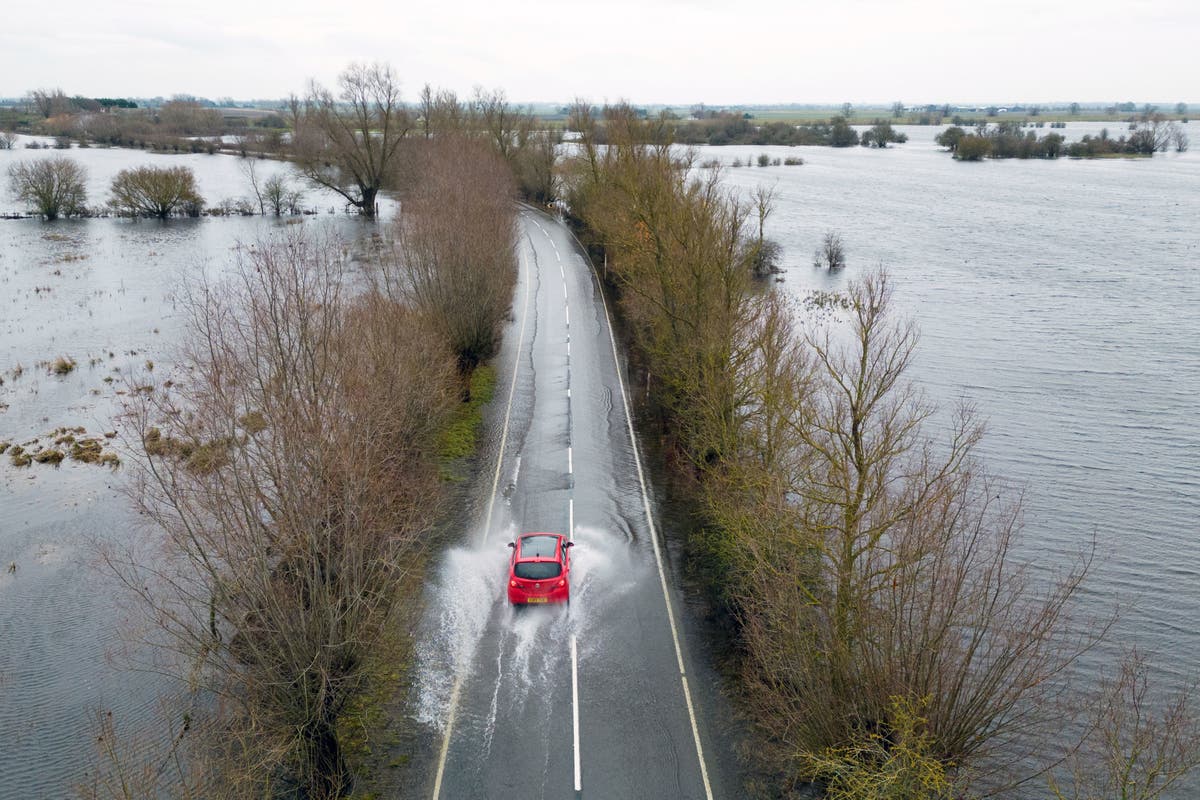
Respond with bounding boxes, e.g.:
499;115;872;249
526;597;548;604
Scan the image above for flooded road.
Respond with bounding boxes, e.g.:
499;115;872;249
412;209;738;799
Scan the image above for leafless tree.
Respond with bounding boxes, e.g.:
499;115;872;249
30;87;73;118
720;271;1103;792
112;230;457;797
157;100;223;136
108;165;204;218
379;136;518;370
472;87;523;161
292;62;410;218
240;159;302;216
746;183;781;276
262;174;303;216
813;230;846;270
1051;649;1200;800
0;131;16;150
239;157;266;215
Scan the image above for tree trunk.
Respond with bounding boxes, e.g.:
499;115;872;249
303;718;345;800
360;187;378;220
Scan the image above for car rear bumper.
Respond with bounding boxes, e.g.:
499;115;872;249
508;586;569;605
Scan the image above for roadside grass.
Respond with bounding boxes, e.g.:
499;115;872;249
438;364;496;481
345;362;500;797
340;569;422;800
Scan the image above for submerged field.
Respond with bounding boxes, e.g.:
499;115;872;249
1;124;1198;794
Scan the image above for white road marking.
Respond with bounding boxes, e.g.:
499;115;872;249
571;634;582;793
568;498;574;540
432;238;534;800
577;224;717;800
567;446;573;475
565;304;569;327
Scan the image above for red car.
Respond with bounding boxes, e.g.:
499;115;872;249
507;532;573;606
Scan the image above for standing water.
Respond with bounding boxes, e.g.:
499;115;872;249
0;137;374;796
715;122;1200;781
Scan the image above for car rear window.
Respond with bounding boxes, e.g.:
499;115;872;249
515;561;562;580
519;535;559;559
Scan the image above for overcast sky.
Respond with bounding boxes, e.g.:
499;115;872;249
2;0;1196;105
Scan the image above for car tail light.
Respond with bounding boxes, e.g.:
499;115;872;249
510;580;517;588
557;580;566;587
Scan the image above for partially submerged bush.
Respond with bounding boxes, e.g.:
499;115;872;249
813;230;846;270
7;156;88;219
51;355;77;374
108;165;204;218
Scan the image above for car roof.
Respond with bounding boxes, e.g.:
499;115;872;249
517;533;561;560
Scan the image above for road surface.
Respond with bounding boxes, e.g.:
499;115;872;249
415;208;739;799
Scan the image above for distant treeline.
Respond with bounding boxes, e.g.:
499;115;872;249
937;117;1189;160
577;110;909;149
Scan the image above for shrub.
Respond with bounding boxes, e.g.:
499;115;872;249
954;135;992;160
935;126;966;152
108;165;204;218
7;156;88;219
757;153;771;167
51;355;77;374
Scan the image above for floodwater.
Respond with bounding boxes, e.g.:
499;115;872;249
0;136;379;797
712;122;1200;783
1;125;1198;795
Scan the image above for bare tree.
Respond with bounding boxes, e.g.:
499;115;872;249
262;174;303;216
813;230;846;270
157;100;223;136
109;165;204;218
719;272;1102;792
379;136;517;370
240;159;302;216
0;131;16;150
113;231;457;797
7;156;88;219
1051;650;1200;800
292;62;410;218
472;87;522;160
239;157;266;215
746;183;781;276
30;87;73;118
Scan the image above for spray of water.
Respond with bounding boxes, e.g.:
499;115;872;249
413;521;647;734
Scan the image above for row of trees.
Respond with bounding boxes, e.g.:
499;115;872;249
655;113;908;148
560;101;1200;797
6;156;204;219
285;64;559;218
85;136;518;799
938;117;1189;161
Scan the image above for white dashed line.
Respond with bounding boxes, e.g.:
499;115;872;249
571;634;582;793
577;222;716;800
567;446;573;475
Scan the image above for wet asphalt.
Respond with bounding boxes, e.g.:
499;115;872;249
425;208;741;800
